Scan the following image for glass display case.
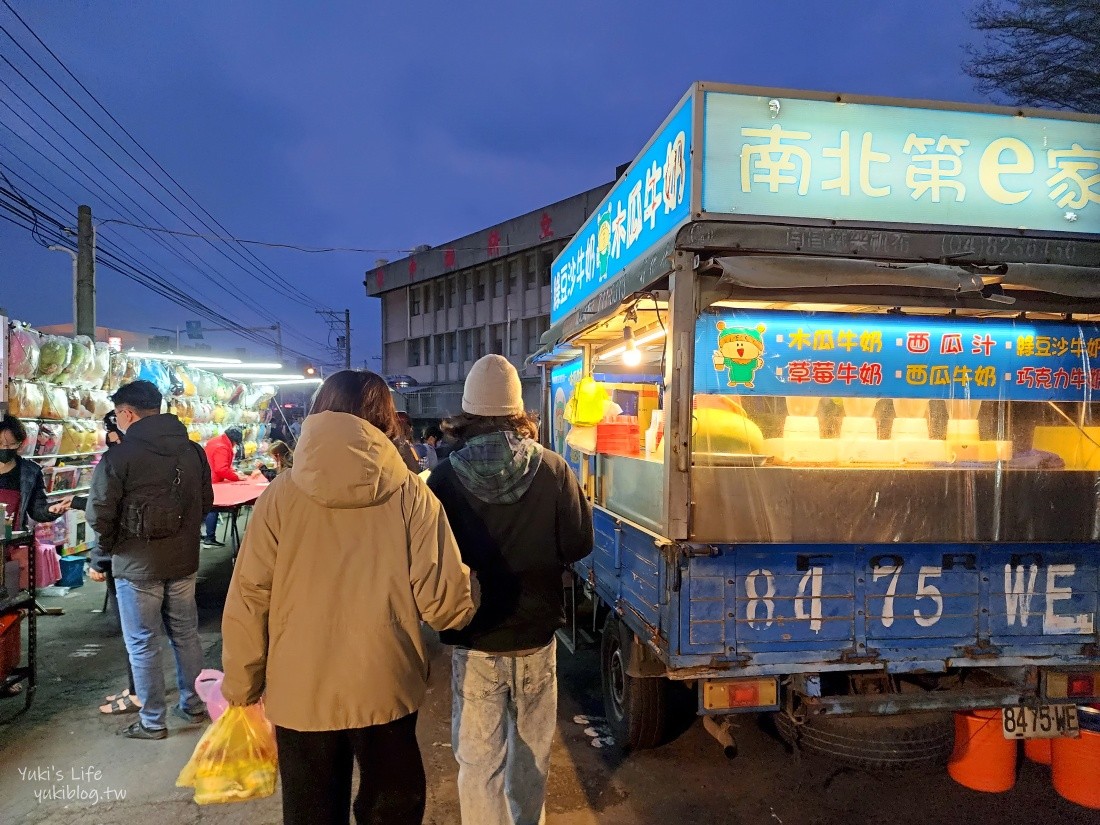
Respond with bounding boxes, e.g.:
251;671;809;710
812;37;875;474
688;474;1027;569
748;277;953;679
690;304;1100;544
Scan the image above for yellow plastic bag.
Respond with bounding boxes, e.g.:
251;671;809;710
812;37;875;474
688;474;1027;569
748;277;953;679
177;704;278;805
564;376;608;426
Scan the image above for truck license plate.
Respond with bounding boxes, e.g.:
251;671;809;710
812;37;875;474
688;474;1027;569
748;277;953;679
1001;705;1079;739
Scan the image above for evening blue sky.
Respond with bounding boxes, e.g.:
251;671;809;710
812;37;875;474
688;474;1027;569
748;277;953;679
1;1;984;367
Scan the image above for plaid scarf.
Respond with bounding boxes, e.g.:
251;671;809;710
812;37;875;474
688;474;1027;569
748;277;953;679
450;431;543;505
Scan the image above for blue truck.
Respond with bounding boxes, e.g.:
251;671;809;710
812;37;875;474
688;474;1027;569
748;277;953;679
534;83;1100;768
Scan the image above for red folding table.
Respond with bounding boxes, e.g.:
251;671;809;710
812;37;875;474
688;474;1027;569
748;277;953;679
212;481;269;554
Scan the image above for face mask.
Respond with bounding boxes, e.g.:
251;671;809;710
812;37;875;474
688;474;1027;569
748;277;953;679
0;448;18;463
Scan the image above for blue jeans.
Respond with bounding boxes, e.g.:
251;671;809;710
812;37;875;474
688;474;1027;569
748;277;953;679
203;511;218;541
114;575;206;730
451;639;556;825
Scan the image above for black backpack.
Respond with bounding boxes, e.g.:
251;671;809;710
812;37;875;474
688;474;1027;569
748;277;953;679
122;444;200;540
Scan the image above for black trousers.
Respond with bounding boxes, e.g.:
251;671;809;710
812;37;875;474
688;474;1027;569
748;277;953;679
275;712;426;825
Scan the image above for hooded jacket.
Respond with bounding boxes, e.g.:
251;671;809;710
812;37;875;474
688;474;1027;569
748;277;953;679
220;410;476;731
204;432;240;483
86;414;213;580
428;431;593;653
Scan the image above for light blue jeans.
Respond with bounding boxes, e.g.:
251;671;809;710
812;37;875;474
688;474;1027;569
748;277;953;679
451;639;557;825
114;575;206;730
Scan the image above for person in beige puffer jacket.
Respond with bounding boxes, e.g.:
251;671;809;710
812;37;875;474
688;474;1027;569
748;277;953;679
221;370;476;825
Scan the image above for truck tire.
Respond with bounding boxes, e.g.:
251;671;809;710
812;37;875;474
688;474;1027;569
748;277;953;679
600;614;668;752
774;710;954;772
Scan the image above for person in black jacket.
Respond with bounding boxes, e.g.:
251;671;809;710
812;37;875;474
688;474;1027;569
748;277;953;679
0;414;67;697
0;414;64;531
86;381;214;740
427;355;592;825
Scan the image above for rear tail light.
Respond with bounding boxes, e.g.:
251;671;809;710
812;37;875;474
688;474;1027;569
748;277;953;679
702;677;778;711
1046;670;1099;699
1068;672;1096;698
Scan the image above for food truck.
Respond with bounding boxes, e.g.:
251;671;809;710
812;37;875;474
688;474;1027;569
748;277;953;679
534;83;1100;768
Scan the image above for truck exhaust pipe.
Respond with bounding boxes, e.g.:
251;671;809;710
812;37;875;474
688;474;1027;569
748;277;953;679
703;715;738;759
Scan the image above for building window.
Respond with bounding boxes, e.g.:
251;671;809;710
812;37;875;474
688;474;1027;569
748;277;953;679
409;338;421;367
462;329;473;362
526;319;539;355
538;250;553;287
476;269;487;302
435;281;445;313
464;272;474;304
473;328;485;359
435;335;445;364
507;258;520;293
448;276;458;308
492;326;504;355
492;263;504;298
409;287;421;316
446;332;457;363
525;254;538;290
423;336;432;365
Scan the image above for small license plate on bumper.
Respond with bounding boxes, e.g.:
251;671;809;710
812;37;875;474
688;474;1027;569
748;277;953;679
1002;705;1079;739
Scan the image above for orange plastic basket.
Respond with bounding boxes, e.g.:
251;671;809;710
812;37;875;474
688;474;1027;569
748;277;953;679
1051;729;1100;809
947;710;1016;793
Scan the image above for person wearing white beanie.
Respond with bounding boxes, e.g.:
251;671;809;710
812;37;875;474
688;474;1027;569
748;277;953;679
460;353;526;417
429;355;593;825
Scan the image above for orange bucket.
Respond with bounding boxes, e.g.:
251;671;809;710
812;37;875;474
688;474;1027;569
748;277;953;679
1051;729;1100;809
947;709;1017;793
1024;737;1052;765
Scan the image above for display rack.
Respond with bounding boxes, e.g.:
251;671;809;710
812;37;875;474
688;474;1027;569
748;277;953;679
0;529;36;719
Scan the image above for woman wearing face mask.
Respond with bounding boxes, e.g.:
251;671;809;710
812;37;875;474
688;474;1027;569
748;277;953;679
0;414;66;696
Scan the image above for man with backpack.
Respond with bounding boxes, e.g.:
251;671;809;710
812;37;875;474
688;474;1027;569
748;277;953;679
86;380;214;740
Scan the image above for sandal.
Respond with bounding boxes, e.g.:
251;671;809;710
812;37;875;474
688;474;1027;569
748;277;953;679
104;688;140;703
1;683;23;697
99;694;141;714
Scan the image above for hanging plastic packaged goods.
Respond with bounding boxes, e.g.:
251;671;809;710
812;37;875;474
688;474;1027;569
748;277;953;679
564;375;609;426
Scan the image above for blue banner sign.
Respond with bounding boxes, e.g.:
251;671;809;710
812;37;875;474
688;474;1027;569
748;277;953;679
550;358;583;476
551;95;693;323
702;91;1100;235
695;309;1100;401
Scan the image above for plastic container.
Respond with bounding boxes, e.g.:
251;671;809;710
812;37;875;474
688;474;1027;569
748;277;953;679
1051;728;1100;809
0;612;22;680
595;416;640;456
947;709;1017;792
1024;737;1052;765
57;557;84;588
195;669;228;721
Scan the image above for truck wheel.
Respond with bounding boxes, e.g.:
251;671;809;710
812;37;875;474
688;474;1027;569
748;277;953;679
774;710;954;773
600;614;667;752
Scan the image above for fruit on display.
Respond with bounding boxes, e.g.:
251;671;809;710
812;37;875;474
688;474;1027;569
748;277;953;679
37;335;73;382
8;324;41;380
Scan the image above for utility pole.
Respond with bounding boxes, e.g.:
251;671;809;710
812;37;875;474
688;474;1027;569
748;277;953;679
344;309;351;369
316;309;351;370
75;204;95;336
273;322;283;363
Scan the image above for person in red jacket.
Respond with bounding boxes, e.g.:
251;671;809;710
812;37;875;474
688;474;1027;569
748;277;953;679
202;427;243;547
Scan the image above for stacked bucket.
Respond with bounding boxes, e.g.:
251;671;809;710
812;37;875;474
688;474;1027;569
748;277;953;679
947;706;1100;809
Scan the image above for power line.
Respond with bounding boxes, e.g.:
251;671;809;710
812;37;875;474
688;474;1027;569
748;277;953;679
95;217;549;256
0;9;326;311
0;185;319;361
0;0;325;310
0;93;325;350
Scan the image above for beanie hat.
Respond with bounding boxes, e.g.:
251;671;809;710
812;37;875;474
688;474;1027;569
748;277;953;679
462;355;524;417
